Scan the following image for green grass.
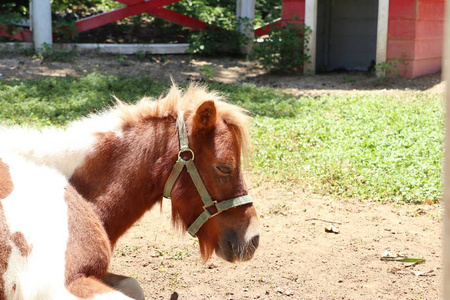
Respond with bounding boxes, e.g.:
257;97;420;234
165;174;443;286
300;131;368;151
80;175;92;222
0;73;443;203
0;74;171;127
250;93;443;203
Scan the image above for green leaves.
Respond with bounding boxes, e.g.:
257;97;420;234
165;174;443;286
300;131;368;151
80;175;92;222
250;23;312;72
187;20;250;56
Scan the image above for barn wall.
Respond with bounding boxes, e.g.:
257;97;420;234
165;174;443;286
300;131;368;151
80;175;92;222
387;0;444;78
413;0;445;77
280;0;306;71
281;0;306;25
281;0;444;78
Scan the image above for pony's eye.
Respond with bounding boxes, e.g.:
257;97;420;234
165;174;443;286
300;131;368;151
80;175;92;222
216;165;233;175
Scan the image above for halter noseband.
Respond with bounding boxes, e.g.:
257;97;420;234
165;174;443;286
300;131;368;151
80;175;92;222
163;112;253;237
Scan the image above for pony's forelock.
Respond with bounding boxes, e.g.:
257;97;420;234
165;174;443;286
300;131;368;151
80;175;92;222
115;83;252;160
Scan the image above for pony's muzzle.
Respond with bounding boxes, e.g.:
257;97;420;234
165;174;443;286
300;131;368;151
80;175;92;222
249;234;260;249
216;230;260;262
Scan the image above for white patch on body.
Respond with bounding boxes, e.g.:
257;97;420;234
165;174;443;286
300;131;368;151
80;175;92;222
0;109;124;179
0;106;128;299
1;154;77;300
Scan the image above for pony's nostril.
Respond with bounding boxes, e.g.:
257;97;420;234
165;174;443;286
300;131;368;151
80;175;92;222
250;234;260;249
227;240;233;251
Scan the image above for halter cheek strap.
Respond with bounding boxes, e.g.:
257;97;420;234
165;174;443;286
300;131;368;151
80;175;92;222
163;112;253;237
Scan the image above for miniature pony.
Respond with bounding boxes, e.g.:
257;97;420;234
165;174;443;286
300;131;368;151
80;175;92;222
0;84;259;299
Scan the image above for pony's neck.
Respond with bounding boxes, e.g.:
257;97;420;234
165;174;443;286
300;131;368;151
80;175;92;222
69;116;179;246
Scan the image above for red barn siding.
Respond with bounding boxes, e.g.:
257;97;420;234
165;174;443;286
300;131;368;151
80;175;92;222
387;40;415;60
389;0;417;19
418;1;445;20
279;0;444;78
387;0;416;77
413;57;443;75
281;0;305;25
413;0;444;77
415;39;443;59
416;20;444;39
388;19;417;39
387;0;444;78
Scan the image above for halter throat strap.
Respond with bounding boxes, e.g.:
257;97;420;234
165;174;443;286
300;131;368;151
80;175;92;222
163;112;253;237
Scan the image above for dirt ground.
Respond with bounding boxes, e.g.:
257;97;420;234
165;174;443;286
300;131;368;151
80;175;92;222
0;52;444;94
0;53;445;299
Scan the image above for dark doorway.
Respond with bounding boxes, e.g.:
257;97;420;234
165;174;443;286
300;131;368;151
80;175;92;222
316;0;378;72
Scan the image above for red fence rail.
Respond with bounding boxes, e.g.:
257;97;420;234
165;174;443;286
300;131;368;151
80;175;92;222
0;0;273;42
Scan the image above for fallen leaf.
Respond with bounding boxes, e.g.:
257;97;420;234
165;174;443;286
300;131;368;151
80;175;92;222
412;269;436;277
423;198;434;205
380;254;426;264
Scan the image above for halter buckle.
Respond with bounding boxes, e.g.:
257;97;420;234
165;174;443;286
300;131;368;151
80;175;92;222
203;201;219;218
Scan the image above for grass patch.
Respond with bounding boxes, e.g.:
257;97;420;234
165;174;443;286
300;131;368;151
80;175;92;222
0;74;443;203
250;93;443;203
0;74;171;127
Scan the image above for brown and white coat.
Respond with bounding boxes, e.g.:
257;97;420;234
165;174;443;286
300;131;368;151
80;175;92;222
0;85;260;300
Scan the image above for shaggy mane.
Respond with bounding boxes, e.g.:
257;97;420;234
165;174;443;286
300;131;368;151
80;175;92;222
116;84;251;159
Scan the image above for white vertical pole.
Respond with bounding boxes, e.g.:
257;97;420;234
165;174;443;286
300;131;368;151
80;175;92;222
376;0;389;70
30;0;53;52
236;0;255;53
443;0;450;297
304;0;318;74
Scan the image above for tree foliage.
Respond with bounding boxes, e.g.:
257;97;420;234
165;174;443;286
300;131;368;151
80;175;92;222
1;0;281;25
250;23;311;72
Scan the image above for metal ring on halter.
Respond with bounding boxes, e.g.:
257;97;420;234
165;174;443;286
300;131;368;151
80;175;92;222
178;148;195;161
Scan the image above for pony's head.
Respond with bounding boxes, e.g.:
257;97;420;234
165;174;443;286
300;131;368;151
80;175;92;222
166;85;260;262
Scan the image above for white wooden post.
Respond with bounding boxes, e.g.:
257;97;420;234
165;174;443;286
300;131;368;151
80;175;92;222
376;0;389;64
30;0;53;52
443;0;450;296
376;0;389;76
304;0;317;74
236;0;255;53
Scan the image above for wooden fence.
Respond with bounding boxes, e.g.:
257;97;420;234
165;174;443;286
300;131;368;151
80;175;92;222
0;0;280;53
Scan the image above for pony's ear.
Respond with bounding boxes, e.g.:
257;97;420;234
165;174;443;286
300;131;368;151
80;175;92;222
193;100;217;130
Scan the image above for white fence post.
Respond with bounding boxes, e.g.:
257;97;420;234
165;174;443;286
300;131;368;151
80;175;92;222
376;0;389;65
30;0;53;52
304;0;317;74
236;0;255;54
443;0;450;297
376;0;389;77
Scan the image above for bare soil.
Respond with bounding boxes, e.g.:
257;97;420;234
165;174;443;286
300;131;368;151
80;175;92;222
111;181;443;300
0;53;444;299
0;53;444;95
